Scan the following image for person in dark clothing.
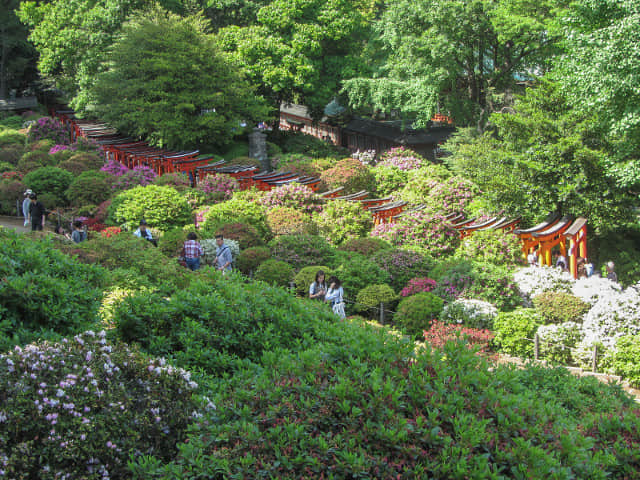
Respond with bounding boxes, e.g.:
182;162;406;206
28;194;46;231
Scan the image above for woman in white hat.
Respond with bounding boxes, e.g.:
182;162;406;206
22;189;33;227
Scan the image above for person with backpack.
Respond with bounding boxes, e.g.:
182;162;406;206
214;234;233;273
71;220;87;243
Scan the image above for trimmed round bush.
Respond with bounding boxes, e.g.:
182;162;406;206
394;292;444;338
331;251;390;300
371;249;431;292
65;170;113;207
260;182;324;214
0;144;23;164
338;237;391;257
372;164;409;196
493;308;545;358
215;222;264;248
255;259;295;287
267;206;316;236
532;291;590;324
23;166;74;204
320;158;376;194
0;331;204;479
108;185;192;231
269;234;336;271
400;277;437;297
293;265;334;297
315;199;373;245
237;246;272;275
427;176;479;215
355;284;397;315
398;164;452;203
200;198;270;241
455;230;522;266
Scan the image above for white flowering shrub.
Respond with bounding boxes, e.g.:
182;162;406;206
201;238;240;267
580;288;640;352
536;322;583;365
0;330;209;479
513;266;572;301
440;299;498;329
571;276;622;306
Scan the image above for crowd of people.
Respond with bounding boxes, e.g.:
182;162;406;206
526;246;617;282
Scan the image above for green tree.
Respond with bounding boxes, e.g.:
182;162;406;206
0;0;37;99
444;81;634;233
343;0;566;127
215;0;374;117
88;7;269;149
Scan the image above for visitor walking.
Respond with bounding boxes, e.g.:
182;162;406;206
182;232;203;271
28;193;46;231
606;261;618;282
71;220;87;243
133;219;157;246
527;247;539;267
309;270;327;301
22;189;33;227
214;234;233;273
325;275;345;318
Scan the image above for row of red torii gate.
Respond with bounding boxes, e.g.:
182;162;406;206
50;110;587;279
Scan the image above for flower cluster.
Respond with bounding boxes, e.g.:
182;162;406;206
197;174;239;201
400;277;437;297
377;154;423;171
112;166;157;190
0;171;22;180
260;183;324;214
320;158;371;190
536;322;582;364
426;177;478;215
27;117;71;145
513;266;573;301
49;144;75;155
571;276;622;305
101;159;129;177
100;226;122;238
440;299;498;330
0;330;205;479
423;320;495;355
351;149;376;165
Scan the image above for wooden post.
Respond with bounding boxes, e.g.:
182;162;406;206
592;344;597;373
379;302;384;324
534;334;539;361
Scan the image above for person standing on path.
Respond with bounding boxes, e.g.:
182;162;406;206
606;261;618;282
22;189;33;227
182;232;204;271
28;193;46;231
214;234;233;273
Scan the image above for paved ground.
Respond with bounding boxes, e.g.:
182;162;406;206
0;215;31;233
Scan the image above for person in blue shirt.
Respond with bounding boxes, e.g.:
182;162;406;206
325;276;345;318
133;219;157;246
215;234;233;273
309;270;327;301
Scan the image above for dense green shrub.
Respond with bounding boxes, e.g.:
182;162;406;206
23;166;74;205
0;161;14;172
536;322;582;365
65;170;113;207
331;251;391;300
372;164;410;195
259;182;324;214
0;144;23;164
255;259;295;287
215;222;264;248
153;172;191;191
533;291;590;324
355;284;397;316
338;237;391;256
267;206;316;236
0;115;24;129
112;275;337;373
200;197;270;241
269;234;336;271
426;176;479;215
0;229;105;349
273;130;347;158
293;265;334;297
0;179;26;214
398;164;452;203
0;129;26;147
108;185;192;231
610;335;640;387
493;308;545;358
158;228;190;257
320;158;376;194
394;292;444;337
0;331;203;479
315;199;373;245
371;248;431;292
236;246;272;275
455;230;523;266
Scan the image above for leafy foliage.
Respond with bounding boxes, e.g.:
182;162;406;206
269;234;336;271
338;237;391;257
254;259;294;287
394;291;444;338
65;170;113;207
371;249;431;292
266;206;316;236
320;158;376;194
355;284;397;314
315;199;372;245
331;251;391;300
236;246;272;275
493;308;545;357
532;291;590;324
23;166;74;206
455;230;523;266
293;265;334;297
200;197;270;241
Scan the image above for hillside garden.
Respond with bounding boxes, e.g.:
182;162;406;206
2;111;640;477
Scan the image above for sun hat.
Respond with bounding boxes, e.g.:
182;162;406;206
24;189;34;196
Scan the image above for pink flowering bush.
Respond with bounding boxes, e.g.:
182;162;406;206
101;159;129;177
27;117;70;145
49;144;74;155
377;147;425;171
371;249;432;291
0;330;209;479
427;177;479;215
196;174;239;202
372;165;409;195
401;277;438;297
112;166;157;191
260;183;324;214
455;230;523;266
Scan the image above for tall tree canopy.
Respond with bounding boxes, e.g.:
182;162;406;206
87;6;269;149
443;81;634;234
17;0;197;109
215;0;375;117
0;0;37;99
343;0;566;127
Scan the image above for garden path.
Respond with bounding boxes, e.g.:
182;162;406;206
0;215;31;233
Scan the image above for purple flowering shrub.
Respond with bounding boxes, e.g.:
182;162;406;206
49;144;74;155
260;183;324;214
101;159;129;177
196;174;239;202
0;330;208;479
112;166;157;191
427;176;479;215
153;172;191;191
401;277;438;297
267;206;316;236
377;147;425;171
27;117;71;145
371;249;432;291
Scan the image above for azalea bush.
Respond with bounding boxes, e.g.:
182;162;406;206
254;259;294;287
513;266;573;300
315;199;373;245
23;166;74;206
269;234;336;271
338;237;391;257
200;198;270;241
267;206;316;236
426;176;479;215
400;277;437;297
394;292;444;337
331;251;390;300
398;164;452;203
532;291;590;324
424;320;495;354
65;170;113;207
355;284;397;315
214;222;264;248
27;117;70;145
570;276;622;305
455;230;522;266
609;335;640;388
259;182;324;214
0;331;205;479
108;185;192;231
377;147;425;170
371;249;431;292
440;298;498;330
536;322;582;365
493;308;545;358
100;159;129;177
196;174;239;202
112;166;157;191
153;172;191;191
0;179;26;214
320;158;376;194
372;164;410;195
236;246;272;275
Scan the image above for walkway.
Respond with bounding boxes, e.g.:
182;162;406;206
0;215;33;233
